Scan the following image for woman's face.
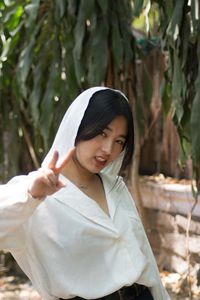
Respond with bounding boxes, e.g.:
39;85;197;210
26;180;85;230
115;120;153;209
75;115;128;174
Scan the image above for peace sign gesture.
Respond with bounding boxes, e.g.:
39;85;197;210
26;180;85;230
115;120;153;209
28;148;75;199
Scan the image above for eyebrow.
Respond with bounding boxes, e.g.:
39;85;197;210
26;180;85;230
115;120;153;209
105;126;127;139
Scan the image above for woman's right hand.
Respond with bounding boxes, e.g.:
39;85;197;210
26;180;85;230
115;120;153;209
28;148;75;199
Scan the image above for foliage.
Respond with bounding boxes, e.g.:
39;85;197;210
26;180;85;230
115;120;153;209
132;0;200;191
1;0;200;193
0;0;135;180
157;0;200;191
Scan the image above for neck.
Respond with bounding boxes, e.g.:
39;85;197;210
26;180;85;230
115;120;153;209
61;154;96;189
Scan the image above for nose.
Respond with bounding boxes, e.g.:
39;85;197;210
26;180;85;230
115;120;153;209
101;139;113;155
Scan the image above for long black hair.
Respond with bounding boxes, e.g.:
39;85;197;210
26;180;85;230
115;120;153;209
75;89;134;172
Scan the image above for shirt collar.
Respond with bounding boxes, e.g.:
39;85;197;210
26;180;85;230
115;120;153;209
52;174;121;235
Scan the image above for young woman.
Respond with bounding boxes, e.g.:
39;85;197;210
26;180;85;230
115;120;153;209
0;87;170;300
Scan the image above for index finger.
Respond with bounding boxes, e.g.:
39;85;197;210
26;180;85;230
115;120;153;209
47;150;59;170
54;147;76;173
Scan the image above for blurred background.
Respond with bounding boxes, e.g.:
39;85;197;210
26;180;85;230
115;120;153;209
0;0;200;299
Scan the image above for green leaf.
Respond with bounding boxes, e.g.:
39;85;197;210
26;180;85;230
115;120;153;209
191;91;200;163
191;0;199;35
166;0;185;41
3;4;23;31
97;0;108;14
73;7;86;84
73;0;96;85
119;4;134;66
29;63;42;125
79;0;95;19
191;38;200;164
17;19;42;97
55;0;66;19
87;17;109;85
111;13;123;72
18;39;35;84
24;1;40;28
133;0;144;17
180;13;190;69
171;51;185;123
40;63;55;149
0;36;11;61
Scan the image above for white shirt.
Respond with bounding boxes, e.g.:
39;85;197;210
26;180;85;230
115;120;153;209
0;174;170;300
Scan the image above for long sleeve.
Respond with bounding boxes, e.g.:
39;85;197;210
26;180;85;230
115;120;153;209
0;174;41;249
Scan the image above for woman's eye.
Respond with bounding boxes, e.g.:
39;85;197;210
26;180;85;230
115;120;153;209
116;140;125;146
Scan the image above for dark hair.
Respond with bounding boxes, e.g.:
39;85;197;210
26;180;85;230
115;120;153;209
75;89;134;172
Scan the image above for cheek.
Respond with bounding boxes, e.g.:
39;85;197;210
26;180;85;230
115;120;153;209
76;140;97;158
112;145;124;159
76;145;87;159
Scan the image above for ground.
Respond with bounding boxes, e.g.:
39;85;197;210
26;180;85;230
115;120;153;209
0;271;199;299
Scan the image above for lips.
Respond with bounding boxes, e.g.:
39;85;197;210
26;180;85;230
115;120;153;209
94;156;108;168
96;156;107;162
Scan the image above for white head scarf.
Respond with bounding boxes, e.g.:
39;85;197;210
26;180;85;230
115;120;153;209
42;86;126;177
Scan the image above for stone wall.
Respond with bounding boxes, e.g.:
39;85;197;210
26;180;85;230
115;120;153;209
139;176;200;274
